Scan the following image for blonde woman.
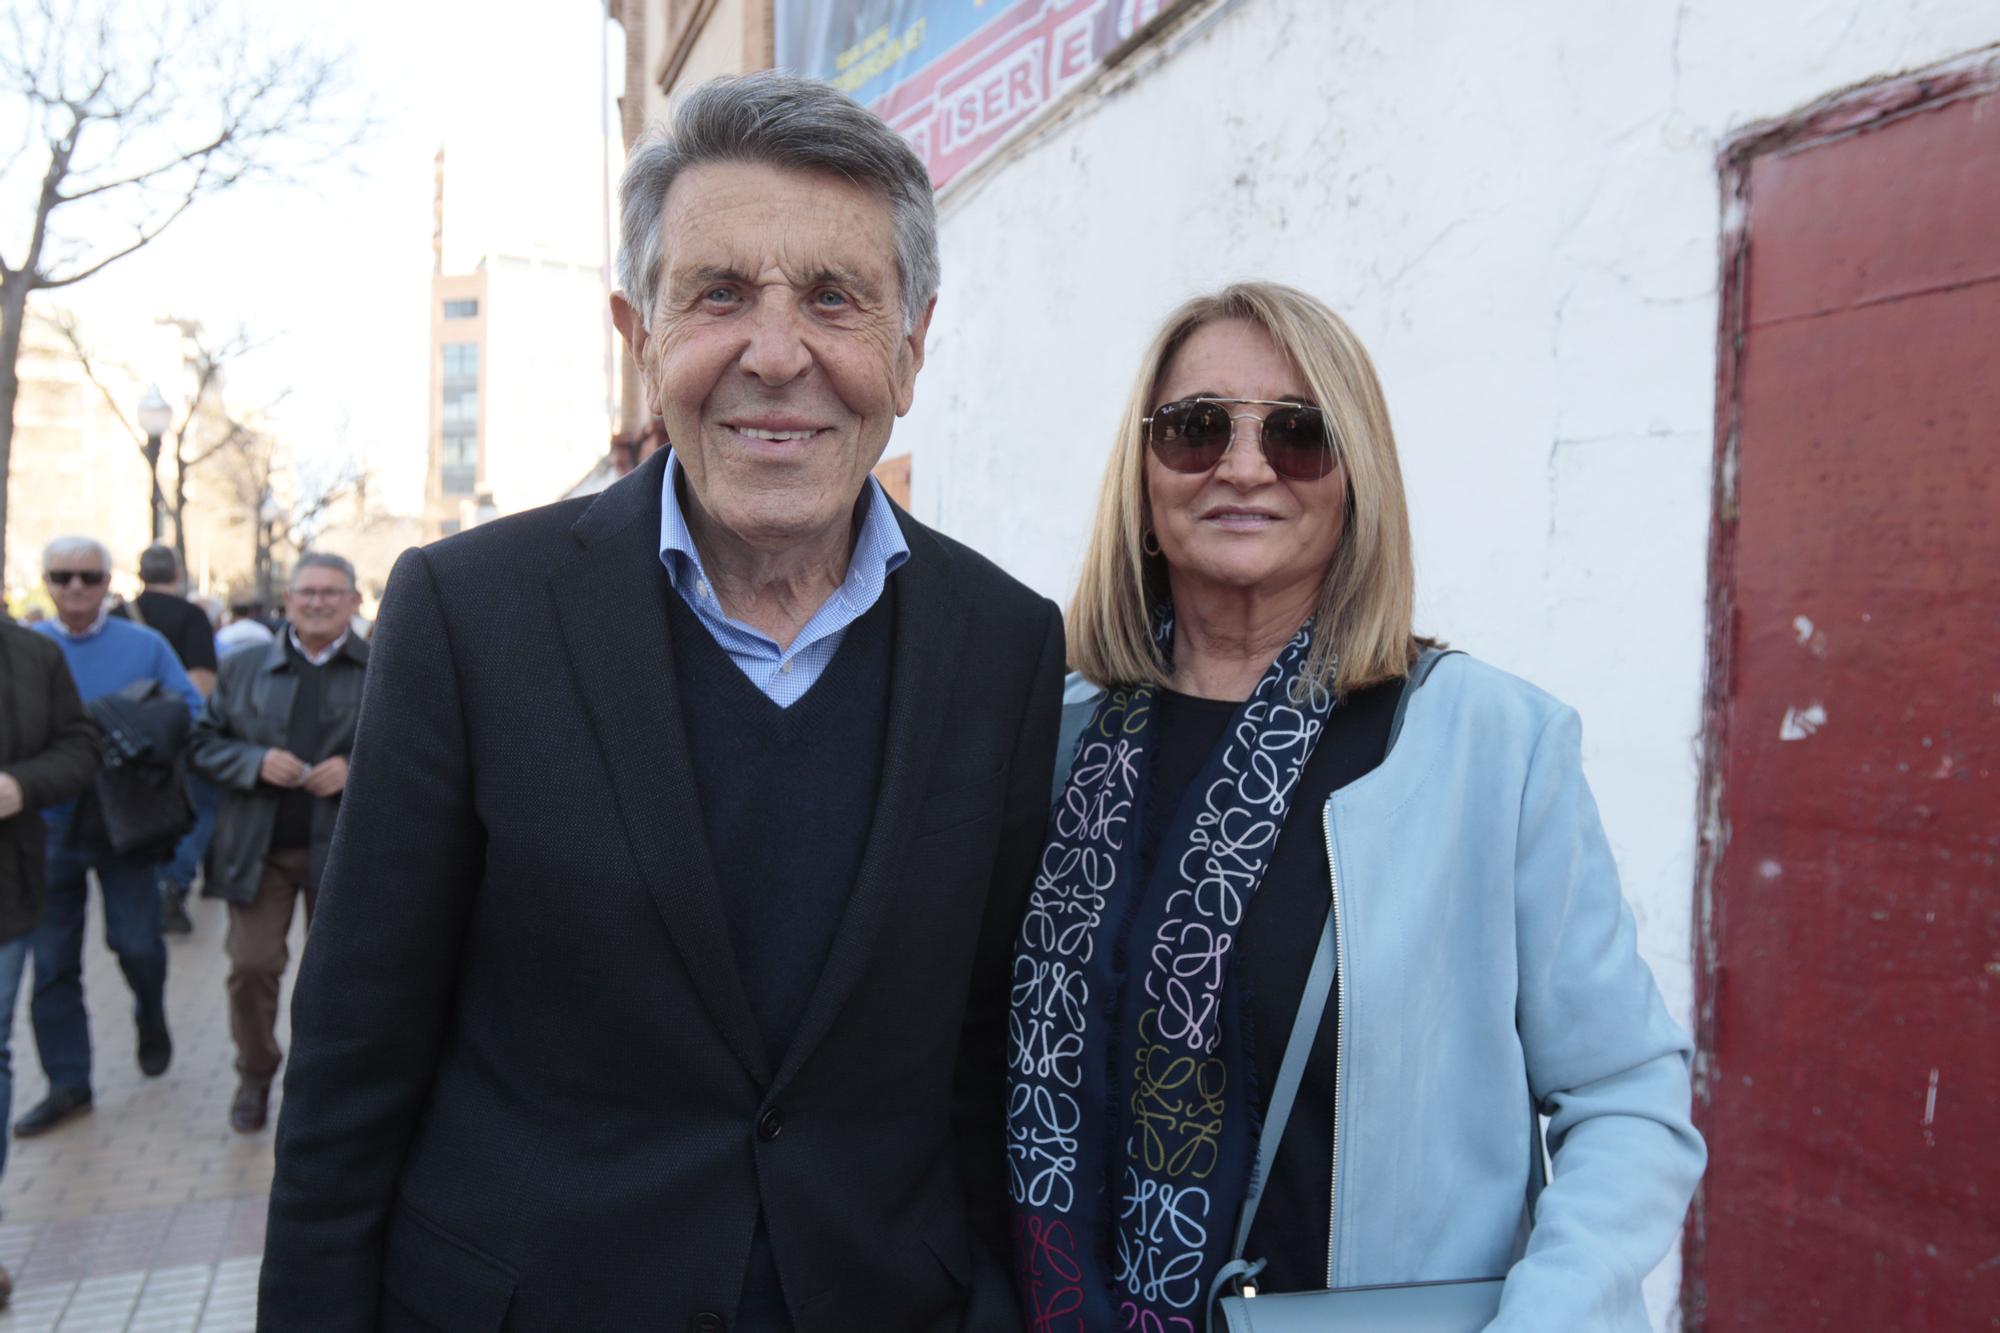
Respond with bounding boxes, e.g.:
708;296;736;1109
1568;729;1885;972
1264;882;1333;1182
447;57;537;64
1007;283;1704;1331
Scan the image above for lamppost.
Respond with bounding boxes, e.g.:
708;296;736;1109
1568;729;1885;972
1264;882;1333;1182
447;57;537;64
136;385;173;541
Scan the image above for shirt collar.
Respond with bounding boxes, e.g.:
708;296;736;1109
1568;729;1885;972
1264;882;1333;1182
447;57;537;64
288;625;349;667
49;603;113;640
658;450;910;609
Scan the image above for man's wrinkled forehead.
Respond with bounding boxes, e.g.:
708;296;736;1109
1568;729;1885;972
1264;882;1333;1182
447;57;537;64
658;163;898;292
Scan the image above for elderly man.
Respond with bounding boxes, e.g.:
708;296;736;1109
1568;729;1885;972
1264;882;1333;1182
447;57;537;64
19;538;201;1138
189;554;366;1134
260;73;1062;1331
129;544;220;933
0;616;101;1305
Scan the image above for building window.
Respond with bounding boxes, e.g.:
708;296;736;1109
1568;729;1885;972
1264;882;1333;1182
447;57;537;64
443;299;478;319
442;421;477;495
442;341;479;383
442;387;477;426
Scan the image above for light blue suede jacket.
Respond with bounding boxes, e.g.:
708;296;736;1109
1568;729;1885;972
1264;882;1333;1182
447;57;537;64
1055;651;1706;1331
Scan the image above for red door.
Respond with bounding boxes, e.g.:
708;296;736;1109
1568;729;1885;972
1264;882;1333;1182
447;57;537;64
1689;62;2000;1331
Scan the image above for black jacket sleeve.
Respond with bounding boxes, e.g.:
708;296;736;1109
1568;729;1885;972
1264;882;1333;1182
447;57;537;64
259;547;485;1327
954;600;1064;1329
188;661;270;791
7;642;100;810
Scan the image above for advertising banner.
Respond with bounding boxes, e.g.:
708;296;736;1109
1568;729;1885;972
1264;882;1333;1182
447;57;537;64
776;0;1175;188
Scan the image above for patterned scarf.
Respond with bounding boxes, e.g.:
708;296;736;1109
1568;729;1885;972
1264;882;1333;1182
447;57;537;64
1010;620;1333;1332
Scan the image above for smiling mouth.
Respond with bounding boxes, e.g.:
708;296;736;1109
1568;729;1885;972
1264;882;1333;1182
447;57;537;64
729;426;827;442
1202;510;1281;526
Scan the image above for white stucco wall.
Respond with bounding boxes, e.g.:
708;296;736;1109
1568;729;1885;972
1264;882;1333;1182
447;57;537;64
897;3;1999;1324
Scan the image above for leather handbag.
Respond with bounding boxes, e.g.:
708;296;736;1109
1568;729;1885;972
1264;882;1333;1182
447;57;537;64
1215;1276;1506;1331
1207;653;1510;1332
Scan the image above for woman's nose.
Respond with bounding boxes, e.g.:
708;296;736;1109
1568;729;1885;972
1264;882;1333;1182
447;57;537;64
1212;414;1277;485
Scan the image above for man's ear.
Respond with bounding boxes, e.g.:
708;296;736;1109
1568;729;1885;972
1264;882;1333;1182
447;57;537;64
894;295;936;418
610;292;648;359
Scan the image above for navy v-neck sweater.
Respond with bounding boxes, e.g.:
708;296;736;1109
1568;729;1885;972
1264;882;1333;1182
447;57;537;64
665;581;896;1070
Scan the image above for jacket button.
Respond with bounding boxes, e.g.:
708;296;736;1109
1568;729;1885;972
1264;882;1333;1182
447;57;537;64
691;1314;725;1333
756;1106;784;1142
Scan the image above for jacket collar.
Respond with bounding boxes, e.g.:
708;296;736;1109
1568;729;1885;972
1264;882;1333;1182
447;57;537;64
256;624;371;674
550;447;966;1094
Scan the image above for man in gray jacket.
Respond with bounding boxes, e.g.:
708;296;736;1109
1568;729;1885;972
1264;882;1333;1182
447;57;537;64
189;553;366;1133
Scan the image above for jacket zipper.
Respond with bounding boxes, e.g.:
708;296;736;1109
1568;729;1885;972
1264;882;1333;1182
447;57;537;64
1322;801;1348;1287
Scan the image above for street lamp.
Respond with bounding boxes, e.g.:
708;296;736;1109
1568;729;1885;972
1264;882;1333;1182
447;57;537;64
137;385;173;541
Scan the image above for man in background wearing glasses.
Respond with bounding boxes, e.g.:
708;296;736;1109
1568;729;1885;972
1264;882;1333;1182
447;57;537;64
18;536;201;1139
189;553;366;1135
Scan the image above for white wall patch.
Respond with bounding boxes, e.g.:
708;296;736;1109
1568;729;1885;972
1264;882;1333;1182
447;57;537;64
1779;703;1828;741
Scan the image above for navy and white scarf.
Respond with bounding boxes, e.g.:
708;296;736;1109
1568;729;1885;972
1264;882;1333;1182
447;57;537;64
1009;620;1333;1332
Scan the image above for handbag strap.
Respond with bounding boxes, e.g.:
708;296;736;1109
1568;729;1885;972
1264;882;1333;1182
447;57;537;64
1228;903;1337;1268
1222;647;1461;1275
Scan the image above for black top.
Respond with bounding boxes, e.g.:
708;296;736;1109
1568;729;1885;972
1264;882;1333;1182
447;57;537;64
1136;679;1399;1291
132;590;218;673
271;639;324;849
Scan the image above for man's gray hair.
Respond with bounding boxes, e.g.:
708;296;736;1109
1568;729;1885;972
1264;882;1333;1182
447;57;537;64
43;535;111;571
138;543;181;585
292;552;357;591
617;71;939;334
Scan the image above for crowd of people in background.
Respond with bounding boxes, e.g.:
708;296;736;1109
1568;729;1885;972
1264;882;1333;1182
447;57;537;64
0;536;369;1307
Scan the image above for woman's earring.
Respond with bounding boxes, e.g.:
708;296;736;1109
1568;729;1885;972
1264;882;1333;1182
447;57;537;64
1142;527;1162;557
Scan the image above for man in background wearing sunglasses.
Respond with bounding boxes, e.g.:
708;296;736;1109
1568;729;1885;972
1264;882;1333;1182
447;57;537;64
19;536;201;1139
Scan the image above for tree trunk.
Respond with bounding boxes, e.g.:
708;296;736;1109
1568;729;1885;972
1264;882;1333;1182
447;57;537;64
0;279;29;587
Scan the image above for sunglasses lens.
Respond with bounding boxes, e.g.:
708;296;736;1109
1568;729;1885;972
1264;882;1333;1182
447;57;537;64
49;571;105;587
1262;408;1334;480
1148;400;1232;473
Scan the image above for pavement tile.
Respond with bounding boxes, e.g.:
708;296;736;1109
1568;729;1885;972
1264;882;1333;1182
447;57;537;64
0;887;299;1330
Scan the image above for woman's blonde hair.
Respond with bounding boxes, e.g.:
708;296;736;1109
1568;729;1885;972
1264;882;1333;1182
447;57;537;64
1067;281;1430;695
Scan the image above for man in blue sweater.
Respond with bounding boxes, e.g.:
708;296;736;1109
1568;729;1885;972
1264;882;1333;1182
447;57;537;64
20;536;202;1138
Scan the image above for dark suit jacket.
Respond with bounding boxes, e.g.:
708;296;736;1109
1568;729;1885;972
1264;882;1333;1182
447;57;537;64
259;448;1064;1332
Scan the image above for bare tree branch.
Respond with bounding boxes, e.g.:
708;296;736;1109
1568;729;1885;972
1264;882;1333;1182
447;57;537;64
0;0;366;576
43;306;143;443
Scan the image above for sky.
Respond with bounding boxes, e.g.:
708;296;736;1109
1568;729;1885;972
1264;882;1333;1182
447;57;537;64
35;0;622;515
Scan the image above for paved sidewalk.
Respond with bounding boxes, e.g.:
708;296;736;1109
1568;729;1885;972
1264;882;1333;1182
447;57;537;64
1;889;303;1330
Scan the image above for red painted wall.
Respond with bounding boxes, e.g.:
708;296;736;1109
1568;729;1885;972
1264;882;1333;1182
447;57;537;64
1691;75;2000;1330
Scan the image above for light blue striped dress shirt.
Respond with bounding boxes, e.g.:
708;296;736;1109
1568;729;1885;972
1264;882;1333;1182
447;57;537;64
658;452;910;708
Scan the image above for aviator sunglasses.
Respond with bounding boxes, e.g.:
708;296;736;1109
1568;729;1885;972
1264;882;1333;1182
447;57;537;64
1142;397;1339;481
45;569;108;587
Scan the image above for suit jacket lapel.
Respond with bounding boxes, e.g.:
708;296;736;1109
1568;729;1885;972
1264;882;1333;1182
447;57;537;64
547;451;772;1088
770;513;966;1094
